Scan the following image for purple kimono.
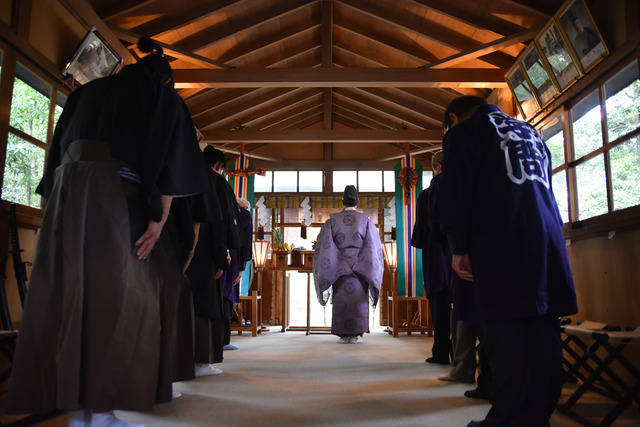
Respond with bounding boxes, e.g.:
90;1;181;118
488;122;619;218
313;209;384;337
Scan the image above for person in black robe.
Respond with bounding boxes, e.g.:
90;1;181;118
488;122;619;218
220;198;253;350
186;146;241;375
411;151;452;364
5;38;211;426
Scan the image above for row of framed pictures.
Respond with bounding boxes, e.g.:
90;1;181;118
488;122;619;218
506;0;609;120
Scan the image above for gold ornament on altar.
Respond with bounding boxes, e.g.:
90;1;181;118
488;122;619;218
397;166;418;205
226;168;266;178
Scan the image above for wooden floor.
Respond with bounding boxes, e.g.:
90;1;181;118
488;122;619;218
0;327;638;427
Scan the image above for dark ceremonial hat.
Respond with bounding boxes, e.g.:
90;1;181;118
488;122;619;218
342;185;359;205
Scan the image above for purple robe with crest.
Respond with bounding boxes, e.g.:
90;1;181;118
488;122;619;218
313;209;384;337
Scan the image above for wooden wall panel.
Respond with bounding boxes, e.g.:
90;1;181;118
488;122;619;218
566;228;640;327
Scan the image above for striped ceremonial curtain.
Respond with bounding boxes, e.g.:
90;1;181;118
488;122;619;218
394;154;423;297
227;154;255;297
260;196;393;209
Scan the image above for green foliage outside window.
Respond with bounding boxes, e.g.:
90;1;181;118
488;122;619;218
567;62;640;221
3;134;45;208
2;77;52;208
10;78;50;140
610;137;640;211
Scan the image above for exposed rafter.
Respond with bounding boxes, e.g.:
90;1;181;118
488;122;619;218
173;68;508;89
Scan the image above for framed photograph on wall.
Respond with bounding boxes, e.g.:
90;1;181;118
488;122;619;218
557;0;608;72
63;27;122;86
506;63;540;119
520;44;559;107
535;20;581;91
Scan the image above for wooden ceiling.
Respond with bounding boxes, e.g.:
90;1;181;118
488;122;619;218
82;0;565;166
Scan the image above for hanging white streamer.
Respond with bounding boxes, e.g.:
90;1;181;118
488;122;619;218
256;196;270;227
386;196;396;227
300;196;313;226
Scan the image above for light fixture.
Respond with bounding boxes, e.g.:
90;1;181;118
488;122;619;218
253;240;271;272
382;241;398;290
252;239;271;332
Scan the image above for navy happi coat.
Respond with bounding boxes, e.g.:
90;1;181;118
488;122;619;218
434;104;577;321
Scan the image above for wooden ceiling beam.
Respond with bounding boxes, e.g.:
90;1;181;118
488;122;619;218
246;40;320;69
339;0;514;68
199;129;443;143
357;87;444;127
174;0;315;53
199;88;323;131
129;0;241;38
108;25;233;69
217;23;319;65
194;87;299;127
333;114;373;130
423;26;541;69
333;94;416;129
174;67;508;88
412;0;525;36
333;21;439;64
186;88;257;117
286;113;325;130
321;0;333;67
96;0;156;22
333;105;385;129
264;105;324;130
332;45;388;68
246;97;323;130
337;88;437;129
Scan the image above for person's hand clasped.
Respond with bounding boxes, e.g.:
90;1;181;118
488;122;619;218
452;254;474;282
233;271;243;285
135;220;164;260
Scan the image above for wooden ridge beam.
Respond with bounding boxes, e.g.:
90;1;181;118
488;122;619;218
199;129;443;143
174;67;508;89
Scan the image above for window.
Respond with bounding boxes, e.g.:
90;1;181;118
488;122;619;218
540;113;566;169
2;62;60;208
273;171;297;192
604;61;640;212
358;170;382;192
332;171;357;192
254;171;273;192
422;171;433;187
539;112;569;223
571;90;602;160
560;58;640;221
299;171;322;192
383;170;395;192
605;61;640;143
610;138;640;211
576;153;608;220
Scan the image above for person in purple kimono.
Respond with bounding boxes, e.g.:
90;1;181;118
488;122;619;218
313;185;384;343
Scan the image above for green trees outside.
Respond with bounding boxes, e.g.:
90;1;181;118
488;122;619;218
2;77;61;208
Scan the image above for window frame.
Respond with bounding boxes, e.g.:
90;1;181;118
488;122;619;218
534;52;640;240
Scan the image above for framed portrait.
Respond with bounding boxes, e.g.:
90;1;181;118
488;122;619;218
63;27;122;86
520;44;559;107
506;63;539;119
557;0;608;72
535;20;581;91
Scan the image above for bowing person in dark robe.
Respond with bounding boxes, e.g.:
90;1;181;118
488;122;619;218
220;198;253;351
5;38;211;426
435;95;577;427
186;146;241;376
411;151;453;365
